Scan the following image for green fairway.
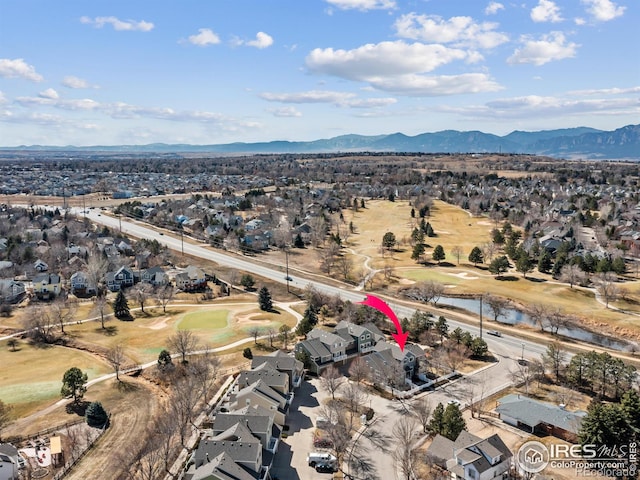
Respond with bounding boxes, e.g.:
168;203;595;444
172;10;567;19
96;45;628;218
178;309;229;330
0;342;111;417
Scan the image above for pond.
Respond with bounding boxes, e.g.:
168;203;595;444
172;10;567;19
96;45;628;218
434;295;637;352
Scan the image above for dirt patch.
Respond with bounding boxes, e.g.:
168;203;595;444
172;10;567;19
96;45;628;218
143;315;172;330
447;272;479;280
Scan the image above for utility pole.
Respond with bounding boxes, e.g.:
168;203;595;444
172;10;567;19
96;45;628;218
479;294;483;339
285;246;290;293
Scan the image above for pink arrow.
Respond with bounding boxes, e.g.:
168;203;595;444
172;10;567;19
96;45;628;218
358;294;409;351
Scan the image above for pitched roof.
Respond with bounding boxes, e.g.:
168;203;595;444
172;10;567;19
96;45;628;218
189;451;257;480
213;412;272;436
496;394;586;434
251;354;302;373
298;338;331;359
238;369;288;391
307;329;347;352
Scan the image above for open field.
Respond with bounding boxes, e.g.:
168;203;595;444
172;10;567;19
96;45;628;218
0;342;111;418
0;301;297;421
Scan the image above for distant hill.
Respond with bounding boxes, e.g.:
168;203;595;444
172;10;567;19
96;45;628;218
3;124;638;159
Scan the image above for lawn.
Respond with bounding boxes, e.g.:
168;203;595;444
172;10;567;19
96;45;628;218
0;341;111;418
178;309;229;330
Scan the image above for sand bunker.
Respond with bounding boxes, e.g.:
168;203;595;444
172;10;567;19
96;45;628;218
448;272;479;280
235;312;272;325
144;316;172;330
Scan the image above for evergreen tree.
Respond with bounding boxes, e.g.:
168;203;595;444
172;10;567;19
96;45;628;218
295;317;313;336
157;349;173;370
61;367;88;403
258;286;273;312
86;401;108;427
442;403;466;440
469;337;488;357
113;289;130;319
294;233;305;248
429;402;445;435
382;232;396;250
426;223;435;237
621;390;640;438
435;316;449;341
410;208;415;218
611;257;626;275
303;304;318;326
411;243;425;262
538;250;552;274
240;274;255;290
432;245;445;264
488;256;510;276
468;246;484;266
243;347;253;359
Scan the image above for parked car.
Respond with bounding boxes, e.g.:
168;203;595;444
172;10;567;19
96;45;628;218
307;452;337;467
315;463;336;473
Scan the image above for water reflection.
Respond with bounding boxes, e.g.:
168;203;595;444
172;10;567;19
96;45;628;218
435;296;636;351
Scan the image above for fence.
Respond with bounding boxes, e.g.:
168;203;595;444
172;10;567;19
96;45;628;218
11;419;86;444
51;418;109;480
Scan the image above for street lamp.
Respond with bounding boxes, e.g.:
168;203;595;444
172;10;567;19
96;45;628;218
479;294;483;339
521;343;525;361
285;246;290;293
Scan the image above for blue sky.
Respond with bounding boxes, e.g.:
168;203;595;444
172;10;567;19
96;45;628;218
0;0;637;146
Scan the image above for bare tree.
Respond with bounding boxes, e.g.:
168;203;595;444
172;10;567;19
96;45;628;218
542;341;566;383
451;245;463;265
93;292;111;329
528;303;549;332
484;294;509;322
0;400;13;442
309;216;328;247
279;324;291;350
409;397;431;434
169;376;200;447
106;344;126;381
481;242;497;263
85;253;109;296
154;284;174;313
383;262;395;283
547;308;569;335
510;361;536;395
134;283;154;313
343;381;368;416
392;416;418;480
320;365;345;400
337;255;354;281
266;327;277;348
444;343;468;372
49;297;77;334
318;242;340;275
407;280;445;306
24;304;57;343
188;349;221;404
248;326;262;344
168;330;198;364
128;434;165;480
594;272;619;308
348;357;369;384
560;264;586;288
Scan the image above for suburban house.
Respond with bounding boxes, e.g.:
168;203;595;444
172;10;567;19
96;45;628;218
69;271;97;297
32;273;62;300
363;341;425;387
140;266;168;286
427;431;513;480
174;265;207;291
186;351;304;480
105;266;135;291
251;351;304;390
229;380;288;427
33;259;48;272
0;280;26;304
494;394;586;442
295;321;387;374
237;365;290;397
0;443;20;480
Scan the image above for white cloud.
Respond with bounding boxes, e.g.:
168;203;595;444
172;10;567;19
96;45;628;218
507;32;578;66
246;32;274;49
62;76;94;89
568;86;640;96
268;107;303;117
439;93;640;120
306;41;468;81
260;90;397;107
0;58;43;82
394;14;509;49
581;0;625;21
187;28;221;46
365;73;503;96
574;17;587;25
80;16;154;32
531;0;563;23
325;0;396;11
485;2;504;15
0;91;6;104
39;88;59;99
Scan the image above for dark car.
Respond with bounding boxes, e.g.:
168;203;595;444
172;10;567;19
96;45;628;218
315;463;336;473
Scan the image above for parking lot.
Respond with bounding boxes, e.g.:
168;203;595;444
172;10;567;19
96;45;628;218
271;376;415;480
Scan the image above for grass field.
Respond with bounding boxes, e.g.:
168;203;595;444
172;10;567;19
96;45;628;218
0;341;111;418
1;300;298;420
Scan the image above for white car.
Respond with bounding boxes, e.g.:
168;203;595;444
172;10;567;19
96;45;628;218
307;452;337;467
487;330;502;337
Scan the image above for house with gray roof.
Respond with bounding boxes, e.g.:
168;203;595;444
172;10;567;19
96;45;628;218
212;406;281;454
186;436;266;480
251;351;303;389
426;430;512;480
238;365;289;397
495;394;586;442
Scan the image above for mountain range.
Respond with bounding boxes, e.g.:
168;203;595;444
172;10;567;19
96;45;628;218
3;124;639;160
